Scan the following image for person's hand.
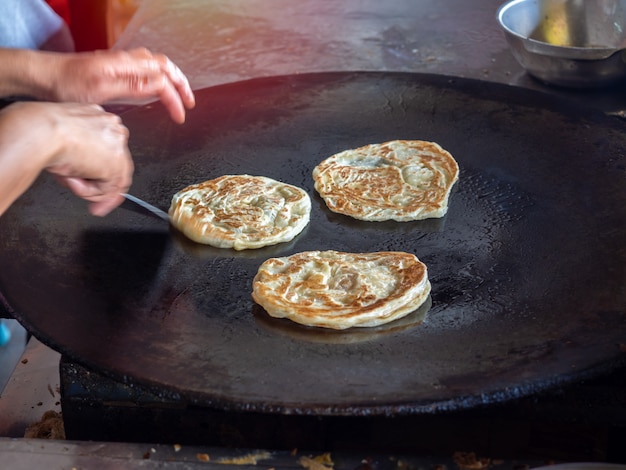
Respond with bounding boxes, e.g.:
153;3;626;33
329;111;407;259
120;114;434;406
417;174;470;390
0;101;133;217
49;48;196;124
45;103;134;216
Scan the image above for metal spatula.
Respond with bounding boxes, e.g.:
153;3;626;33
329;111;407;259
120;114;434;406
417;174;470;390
121;193;170;222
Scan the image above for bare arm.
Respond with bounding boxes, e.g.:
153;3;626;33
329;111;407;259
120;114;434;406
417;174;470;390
0;101;133;217
0;47;195;123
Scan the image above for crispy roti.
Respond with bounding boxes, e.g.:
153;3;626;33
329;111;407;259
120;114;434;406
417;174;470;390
169;175;311;250
252;250;431;330
313;140;459;221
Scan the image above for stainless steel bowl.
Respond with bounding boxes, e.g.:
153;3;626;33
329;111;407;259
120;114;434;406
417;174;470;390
497;0;626;87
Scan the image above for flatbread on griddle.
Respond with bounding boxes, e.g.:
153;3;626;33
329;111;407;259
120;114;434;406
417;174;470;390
313;140;459;221
252;250;431;330
169;175;311;250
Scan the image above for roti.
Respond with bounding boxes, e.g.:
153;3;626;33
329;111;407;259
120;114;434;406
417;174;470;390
254;296;432;344
313;140;459;221
252;250;431;330
169;175;311;250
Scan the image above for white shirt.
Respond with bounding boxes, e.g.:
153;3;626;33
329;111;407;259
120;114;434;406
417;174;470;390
0;0;73;51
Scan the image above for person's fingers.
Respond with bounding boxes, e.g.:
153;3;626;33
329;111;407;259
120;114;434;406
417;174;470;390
155;78;187;124
130;72;188;123
88;195;126;217
57;49;195;123
161;55;196;110
109;49;195;122
63;177;129;216
128;48;194;101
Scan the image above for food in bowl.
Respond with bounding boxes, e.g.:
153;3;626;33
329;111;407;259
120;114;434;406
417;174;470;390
497;0;626;87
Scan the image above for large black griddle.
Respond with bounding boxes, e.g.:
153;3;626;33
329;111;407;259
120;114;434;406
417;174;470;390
1;72;626;415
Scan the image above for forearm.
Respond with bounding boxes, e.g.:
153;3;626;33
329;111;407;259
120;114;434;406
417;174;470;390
0;137;48;217
0;48;61;100
0;103;56;216
0;101;134;218
0;144;45;217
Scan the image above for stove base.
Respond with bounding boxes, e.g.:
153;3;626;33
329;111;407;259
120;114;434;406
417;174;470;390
60;357;626;462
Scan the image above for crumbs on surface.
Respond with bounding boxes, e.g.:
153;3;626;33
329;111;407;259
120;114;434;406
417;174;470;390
24;410;65;440
298;452;334;470
453;452;491;470
196;453;210;462
217;451;272;465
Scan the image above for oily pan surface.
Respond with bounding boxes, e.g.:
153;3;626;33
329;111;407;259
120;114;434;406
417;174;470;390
1;72;625;415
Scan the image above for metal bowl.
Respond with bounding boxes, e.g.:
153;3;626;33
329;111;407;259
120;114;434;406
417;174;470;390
497;0;626;87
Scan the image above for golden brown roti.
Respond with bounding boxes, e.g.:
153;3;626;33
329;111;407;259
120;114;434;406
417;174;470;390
313;140;459;221
252;250;431;329
169;175;311;250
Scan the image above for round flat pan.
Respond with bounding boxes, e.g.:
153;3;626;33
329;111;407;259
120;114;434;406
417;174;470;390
2;72;626;415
